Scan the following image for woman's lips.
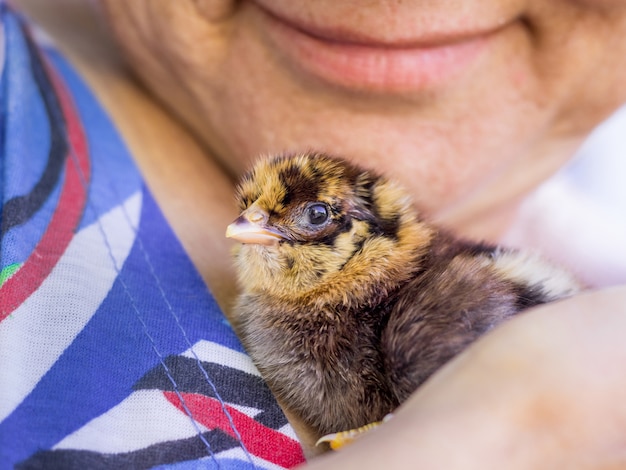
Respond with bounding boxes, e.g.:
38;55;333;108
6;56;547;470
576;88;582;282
254;4;507;93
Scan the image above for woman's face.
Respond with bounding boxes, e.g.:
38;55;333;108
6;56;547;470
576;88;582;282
100;0;626;223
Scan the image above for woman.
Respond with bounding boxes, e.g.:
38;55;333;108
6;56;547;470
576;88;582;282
2;0;625;468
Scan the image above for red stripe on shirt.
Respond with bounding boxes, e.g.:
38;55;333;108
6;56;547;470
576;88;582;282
0;53;90;320
164;391;306;468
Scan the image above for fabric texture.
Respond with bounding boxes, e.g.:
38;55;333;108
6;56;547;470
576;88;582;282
503;105;626;287
0;5;305;469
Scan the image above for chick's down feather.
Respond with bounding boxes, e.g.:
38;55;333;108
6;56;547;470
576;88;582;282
226;152;581;440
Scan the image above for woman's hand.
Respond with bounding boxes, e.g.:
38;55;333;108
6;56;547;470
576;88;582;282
305;286;626;469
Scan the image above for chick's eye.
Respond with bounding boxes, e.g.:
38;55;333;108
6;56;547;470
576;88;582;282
305;203;329;226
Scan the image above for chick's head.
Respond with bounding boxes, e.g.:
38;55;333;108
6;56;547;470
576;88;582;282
227;153;433;307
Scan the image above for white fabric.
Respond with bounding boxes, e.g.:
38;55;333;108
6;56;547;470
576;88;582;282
0;191;141;421
503;105;626;287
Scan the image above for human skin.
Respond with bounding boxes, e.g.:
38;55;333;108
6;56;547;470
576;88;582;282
98;0;626;239
304;286;626;469
13;0;626;465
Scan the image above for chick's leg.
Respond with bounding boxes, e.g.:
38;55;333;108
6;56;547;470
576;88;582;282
315;414;393;450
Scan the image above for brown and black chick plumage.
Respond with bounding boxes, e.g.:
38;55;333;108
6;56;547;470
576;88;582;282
226;152;581;439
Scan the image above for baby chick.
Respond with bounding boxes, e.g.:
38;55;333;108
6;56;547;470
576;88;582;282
226;152;581;442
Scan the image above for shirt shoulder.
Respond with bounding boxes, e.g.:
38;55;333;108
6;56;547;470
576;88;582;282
0;6;304;468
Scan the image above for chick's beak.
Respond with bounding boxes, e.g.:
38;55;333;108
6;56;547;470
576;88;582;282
225;209;286;246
